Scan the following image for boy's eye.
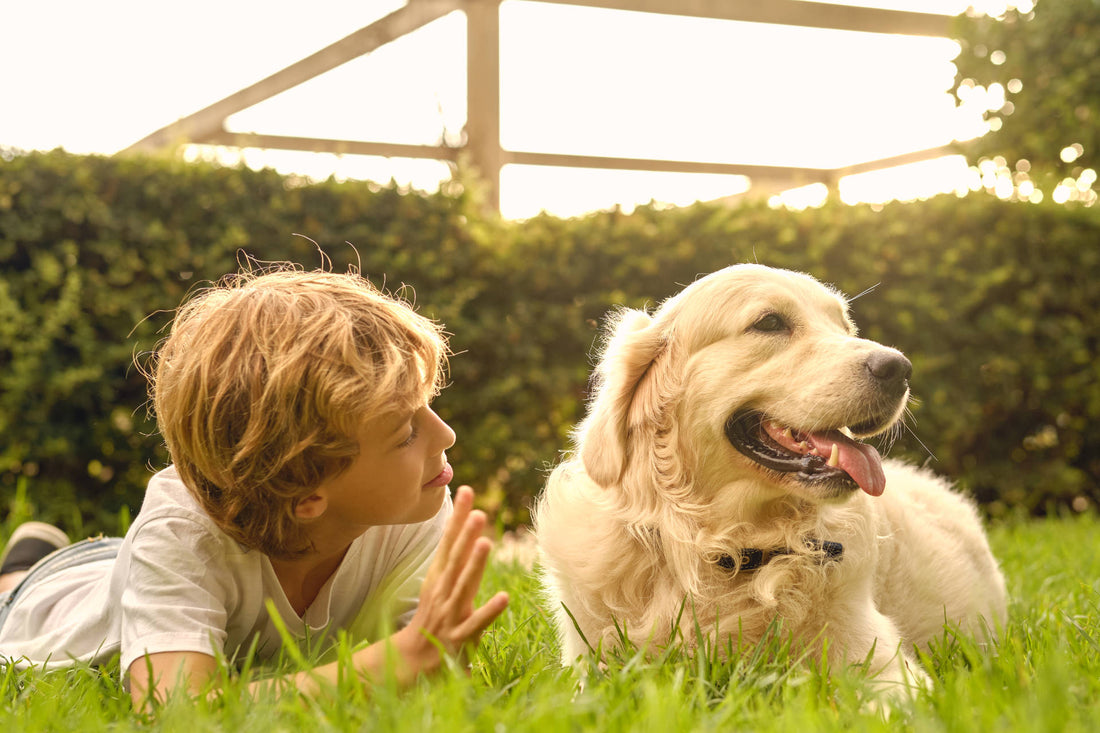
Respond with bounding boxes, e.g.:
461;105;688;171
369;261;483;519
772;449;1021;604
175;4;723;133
398;424;419;448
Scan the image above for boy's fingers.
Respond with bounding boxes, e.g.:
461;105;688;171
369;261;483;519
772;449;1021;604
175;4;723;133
440;486;473;553
427;486;475;583
454;591;510;642
439;510;486;591
453;484;475;514
453;510;487;574
452;536;493;612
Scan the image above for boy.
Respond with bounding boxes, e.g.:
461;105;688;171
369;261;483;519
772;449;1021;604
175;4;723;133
0;265;509;705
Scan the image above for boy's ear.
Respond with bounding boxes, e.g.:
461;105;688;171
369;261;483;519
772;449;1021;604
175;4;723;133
294;493;328;520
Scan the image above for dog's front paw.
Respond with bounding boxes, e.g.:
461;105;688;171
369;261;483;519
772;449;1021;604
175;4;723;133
862;653;930;715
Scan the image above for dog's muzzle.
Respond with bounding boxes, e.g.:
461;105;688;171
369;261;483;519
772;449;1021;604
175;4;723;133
724;411;888;497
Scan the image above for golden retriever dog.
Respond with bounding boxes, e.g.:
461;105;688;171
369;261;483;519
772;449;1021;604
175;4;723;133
534;264;1006;691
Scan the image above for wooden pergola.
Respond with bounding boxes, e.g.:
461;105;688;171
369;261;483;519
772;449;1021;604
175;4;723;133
123;0;956;211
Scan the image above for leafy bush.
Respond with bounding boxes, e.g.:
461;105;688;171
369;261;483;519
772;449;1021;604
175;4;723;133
1;149;1097;530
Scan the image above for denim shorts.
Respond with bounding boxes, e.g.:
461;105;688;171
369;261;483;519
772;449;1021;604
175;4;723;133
0;536;123;634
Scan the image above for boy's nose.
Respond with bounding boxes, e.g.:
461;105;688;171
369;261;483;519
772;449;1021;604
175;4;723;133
427;407;456;450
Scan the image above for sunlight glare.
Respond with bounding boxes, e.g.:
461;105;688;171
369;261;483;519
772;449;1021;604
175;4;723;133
839;155;971;205
769;183;829;211
499;165;751;219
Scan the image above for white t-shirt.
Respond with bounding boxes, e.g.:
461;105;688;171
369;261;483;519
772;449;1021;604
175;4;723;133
0;466;449;672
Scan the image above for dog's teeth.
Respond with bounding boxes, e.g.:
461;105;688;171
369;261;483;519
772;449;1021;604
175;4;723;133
782;428;793;440
798;441;810;452
827;443;840;467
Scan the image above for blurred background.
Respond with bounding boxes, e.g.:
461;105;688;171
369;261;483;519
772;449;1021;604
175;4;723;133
1;0;1097;534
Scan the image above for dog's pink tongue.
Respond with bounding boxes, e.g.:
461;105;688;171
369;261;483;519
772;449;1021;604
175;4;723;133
808;432;887;497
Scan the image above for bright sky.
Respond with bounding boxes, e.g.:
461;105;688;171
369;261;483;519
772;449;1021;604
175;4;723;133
0;1;1017;218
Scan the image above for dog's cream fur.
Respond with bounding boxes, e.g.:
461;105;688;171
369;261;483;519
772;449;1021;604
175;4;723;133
534;265;1006;689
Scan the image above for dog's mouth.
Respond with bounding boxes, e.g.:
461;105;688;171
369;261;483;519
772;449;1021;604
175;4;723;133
724;411;887;497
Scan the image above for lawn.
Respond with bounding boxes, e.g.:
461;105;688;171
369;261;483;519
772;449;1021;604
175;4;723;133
2;513;1098;732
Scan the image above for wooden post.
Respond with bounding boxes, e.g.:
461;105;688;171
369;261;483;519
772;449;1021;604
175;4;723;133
465;0;503;211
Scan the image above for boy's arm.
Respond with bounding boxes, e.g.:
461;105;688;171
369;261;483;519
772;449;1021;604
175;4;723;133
129;651;219;707
129;486;508;708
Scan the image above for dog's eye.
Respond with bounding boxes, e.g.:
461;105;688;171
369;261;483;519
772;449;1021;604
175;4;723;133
751;313;789;333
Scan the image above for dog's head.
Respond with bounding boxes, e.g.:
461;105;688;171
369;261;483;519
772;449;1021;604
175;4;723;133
578;264;911;510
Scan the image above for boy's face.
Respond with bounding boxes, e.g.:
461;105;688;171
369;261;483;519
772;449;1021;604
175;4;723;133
310;405;457;532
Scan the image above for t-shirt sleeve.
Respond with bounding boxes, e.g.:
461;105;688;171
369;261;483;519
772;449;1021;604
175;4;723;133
344;492;453;644
119;514;238;673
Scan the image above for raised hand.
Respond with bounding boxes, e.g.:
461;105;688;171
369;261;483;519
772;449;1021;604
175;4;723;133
394;485;509;676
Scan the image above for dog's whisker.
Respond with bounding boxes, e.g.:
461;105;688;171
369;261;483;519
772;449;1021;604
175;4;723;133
898;416;937;463
847;282;881;303
883;422;905;456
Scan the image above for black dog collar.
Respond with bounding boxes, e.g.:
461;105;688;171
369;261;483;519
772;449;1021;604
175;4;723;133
717;539;843;572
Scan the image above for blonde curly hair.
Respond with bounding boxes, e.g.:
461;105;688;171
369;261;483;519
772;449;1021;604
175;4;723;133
148;265;447;559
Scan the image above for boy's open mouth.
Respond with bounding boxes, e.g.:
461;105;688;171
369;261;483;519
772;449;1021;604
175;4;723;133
724;411;887;496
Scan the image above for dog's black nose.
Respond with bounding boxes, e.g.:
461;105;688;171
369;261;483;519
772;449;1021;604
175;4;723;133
865;351;912;392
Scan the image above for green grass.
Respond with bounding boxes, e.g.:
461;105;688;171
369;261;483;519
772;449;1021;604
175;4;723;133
3;512;1099;732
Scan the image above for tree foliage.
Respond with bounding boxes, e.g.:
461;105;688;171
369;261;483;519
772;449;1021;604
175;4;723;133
954;0;1100;204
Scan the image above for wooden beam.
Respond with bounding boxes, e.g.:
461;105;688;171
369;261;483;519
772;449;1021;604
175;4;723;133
832;145;955;177
465;0;503;210
505;149;832;187
123;0;462;153
530;0;953;37
201;130;459;160
199;133;949;194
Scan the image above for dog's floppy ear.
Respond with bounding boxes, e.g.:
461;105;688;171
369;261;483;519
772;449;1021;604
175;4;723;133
580;308;668;487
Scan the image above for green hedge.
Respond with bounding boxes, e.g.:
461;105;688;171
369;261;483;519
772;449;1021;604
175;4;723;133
1;149;1097;531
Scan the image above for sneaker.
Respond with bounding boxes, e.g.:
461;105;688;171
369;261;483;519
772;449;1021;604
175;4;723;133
0;522;70;575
